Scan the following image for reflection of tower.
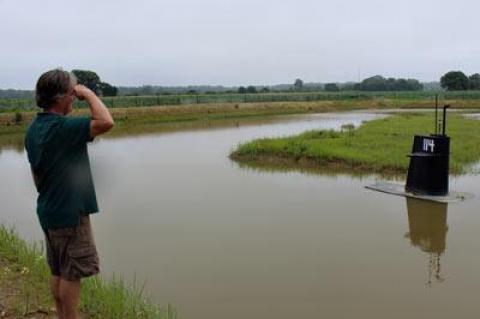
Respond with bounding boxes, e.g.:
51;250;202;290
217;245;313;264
404;198;448;286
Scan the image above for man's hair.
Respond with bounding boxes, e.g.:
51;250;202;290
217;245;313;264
35;68;77;110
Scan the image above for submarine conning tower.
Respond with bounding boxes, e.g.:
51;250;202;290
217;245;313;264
405;105;450;196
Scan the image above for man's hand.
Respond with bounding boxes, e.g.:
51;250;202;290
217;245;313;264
73;85;115;137
73;84;114;137
73;85;95;101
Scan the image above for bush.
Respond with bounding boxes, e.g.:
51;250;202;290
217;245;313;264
13;112;23;125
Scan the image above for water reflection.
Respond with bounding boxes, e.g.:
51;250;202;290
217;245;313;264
404;198;448;286
232;156;404;180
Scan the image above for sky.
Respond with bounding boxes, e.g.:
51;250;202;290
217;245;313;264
1;0;479;89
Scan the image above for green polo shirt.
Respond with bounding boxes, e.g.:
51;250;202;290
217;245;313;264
25;113;98;230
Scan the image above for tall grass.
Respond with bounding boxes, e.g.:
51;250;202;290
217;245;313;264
81;276;176;319
0;225;51;316
0;225;175;319
231;113;480;175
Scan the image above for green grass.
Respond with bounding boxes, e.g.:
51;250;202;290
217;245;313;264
0;225;175;319
231;113;480;175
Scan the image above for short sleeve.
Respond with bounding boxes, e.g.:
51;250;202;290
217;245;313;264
60;117;93;146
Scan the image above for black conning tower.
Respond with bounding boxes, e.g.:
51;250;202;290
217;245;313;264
405;105;450;196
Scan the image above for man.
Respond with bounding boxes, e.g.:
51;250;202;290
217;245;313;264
25;69;114;319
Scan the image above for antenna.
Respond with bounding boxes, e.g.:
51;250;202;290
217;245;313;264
442;105;450;136
434;95;438;135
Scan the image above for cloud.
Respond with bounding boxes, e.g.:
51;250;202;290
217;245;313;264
1;0;479;88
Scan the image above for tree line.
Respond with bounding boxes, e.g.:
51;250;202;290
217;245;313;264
2;70;480;99
72;70;480;94
352;75;423;91
282;71;480;93
235;76;424;94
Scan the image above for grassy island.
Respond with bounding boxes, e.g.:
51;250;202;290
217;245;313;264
230;113;480;176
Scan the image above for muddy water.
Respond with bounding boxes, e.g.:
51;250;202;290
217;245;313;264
2;112;480;319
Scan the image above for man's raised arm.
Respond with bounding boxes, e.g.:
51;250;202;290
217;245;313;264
74;85;114;137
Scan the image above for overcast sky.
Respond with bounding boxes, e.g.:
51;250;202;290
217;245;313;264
1;0;478;89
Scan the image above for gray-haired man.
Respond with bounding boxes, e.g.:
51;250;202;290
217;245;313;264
25;69;114;319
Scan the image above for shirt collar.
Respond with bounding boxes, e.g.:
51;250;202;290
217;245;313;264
37;112;62;117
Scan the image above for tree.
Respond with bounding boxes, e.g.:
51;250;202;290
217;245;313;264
354;75;423;91
72;69;101;94
72;69;118;96
405;79;423;91
324;83;339;92
98;82;118;96
469;73;480;90
246;86;257;93
138;85;155;95
355;75;387;91
294;78;303;91
238;86;247;94
440;71;469;91
395;78;409;90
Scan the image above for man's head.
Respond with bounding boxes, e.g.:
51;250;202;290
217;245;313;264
36;69;77;114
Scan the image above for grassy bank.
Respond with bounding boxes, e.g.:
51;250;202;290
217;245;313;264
1;99;480;150
0;226;175;319
230;113;480;176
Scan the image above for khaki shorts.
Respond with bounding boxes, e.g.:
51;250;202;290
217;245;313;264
44;215;100;281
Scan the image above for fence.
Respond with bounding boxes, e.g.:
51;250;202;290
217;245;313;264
2;91;480;112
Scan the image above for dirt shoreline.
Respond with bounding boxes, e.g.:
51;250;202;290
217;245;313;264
229;153;406;178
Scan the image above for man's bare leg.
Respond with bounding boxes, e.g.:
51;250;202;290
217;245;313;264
50;276;64;318
58;279;81;319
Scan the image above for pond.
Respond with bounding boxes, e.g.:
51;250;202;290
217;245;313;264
2;111;480;319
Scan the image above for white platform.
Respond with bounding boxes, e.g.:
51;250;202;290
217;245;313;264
365;182;473;203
